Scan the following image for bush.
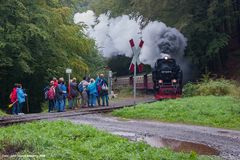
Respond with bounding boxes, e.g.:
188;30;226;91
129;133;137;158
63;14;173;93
182;82;199;97
183;78;240;98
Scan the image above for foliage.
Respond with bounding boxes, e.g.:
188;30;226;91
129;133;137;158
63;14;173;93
0;121;217;160
112;96;240;130
107;55;152;76
0;0;105;112
108;55;132;76
90;0;131;17
183;78;240;98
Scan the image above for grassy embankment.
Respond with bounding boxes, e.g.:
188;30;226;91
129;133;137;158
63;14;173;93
112;96;240;130
112;79;240;130
0;121;218;160
0;110;6;116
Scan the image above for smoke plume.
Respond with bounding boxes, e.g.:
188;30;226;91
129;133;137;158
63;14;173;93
74;10;187;67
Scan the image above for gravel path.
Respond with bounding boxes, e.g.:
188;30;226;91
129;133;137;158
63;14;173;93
61;114;240;160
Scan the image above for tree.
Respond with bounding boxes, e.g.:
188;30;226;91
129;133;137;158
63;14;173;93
0;0;104;112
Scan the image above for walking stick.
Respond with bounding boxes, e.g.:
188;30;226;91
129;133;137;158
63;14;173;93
8;100;18;108
26;95;29;113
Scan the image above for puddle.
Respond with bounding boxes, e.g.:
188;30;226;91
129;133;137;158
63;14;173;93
111;131;136;137
110;132;220;156
140;136;220;155
217;130;229;134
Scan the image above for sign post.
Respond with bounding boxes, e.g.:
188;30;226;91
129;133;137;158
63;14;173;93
129;39;144;105
66;68;72;93
108;70;112;96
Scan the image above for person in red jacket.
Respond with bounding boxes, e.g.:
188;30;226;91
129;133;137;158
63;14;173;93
10;83;18;115
53;77;58;88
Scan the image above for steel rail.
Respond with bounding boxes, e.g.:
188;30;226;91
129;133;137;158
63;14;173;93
0;98;155;127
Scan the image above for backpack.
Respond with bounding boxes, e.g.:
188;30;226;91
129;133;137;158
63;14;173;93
47;87;55;100
44;87;49;100
70;82;79;97
101;83;108;91
78;82;84;92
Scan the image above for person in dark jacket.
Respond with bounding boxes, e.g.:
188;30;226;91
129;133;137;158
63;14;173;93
69;78;79;109
79;77;89;108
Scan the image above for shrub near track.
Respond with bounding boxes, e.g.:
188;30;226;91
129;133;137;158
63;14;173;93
183;78;240;98
0;121;218;160
112;96;240;130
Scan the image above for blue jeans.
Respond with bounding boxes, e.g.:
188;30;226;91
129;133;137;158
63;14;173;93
12;103;18;115
18;102;24;113
69;97;77;109
89;94;97;107
63;97;66;111
56;99;64;112
101;95;109;106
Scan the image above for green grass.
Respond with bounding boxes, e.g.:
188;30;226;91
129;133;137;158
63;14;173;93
112;96;240;130
0;121;217;160
0;110;6;116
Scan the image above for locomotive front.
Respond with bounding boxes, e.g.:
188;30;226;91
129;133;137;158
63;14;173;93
152;56;183;100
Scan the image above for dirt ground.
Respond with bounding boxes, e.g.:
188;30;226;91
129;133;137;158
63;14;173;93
60;114;240;160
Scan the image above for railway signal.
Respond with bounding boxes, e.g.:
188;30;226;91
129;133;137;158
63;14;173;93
129;39;144;105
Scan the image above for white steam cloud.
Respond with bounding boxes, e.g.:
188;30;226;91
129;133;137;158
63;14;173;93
74;10;187;67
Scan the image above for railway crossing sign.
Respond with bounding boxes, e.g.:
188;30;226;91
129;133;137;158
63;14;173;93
129;39;144;105
129;39;144;73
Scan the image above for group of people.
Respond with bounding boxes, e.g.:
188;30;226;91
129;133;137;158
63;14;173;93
45;74;109;112
9;83;27;115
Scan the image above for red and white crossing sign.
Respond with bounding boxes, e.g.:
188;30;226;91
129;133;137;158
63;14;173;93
129;39;144;73
129;38;144;105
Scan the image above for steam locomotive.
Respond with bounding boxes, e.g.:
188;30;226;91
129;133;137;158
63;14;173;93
152;56;182;100
112;56;183;100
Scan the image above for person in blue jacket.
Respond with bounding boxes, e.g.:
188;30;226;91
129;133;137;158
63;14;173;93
59;77;67;111
17;84;27;115
98;74;109;106
55;79;66;112
87;77;99;107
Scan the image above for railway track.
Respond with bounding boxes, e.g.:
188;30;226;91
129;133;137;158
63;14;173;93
0;97;155;127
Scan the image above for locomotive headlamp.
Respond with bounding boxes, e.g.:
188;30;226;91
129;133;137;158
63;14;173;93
164;57;168;60
172;79;177;83
159;80;163;84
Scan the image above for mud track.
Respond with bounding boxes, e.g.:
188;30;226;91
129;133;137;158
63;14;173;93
62;114;240;160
